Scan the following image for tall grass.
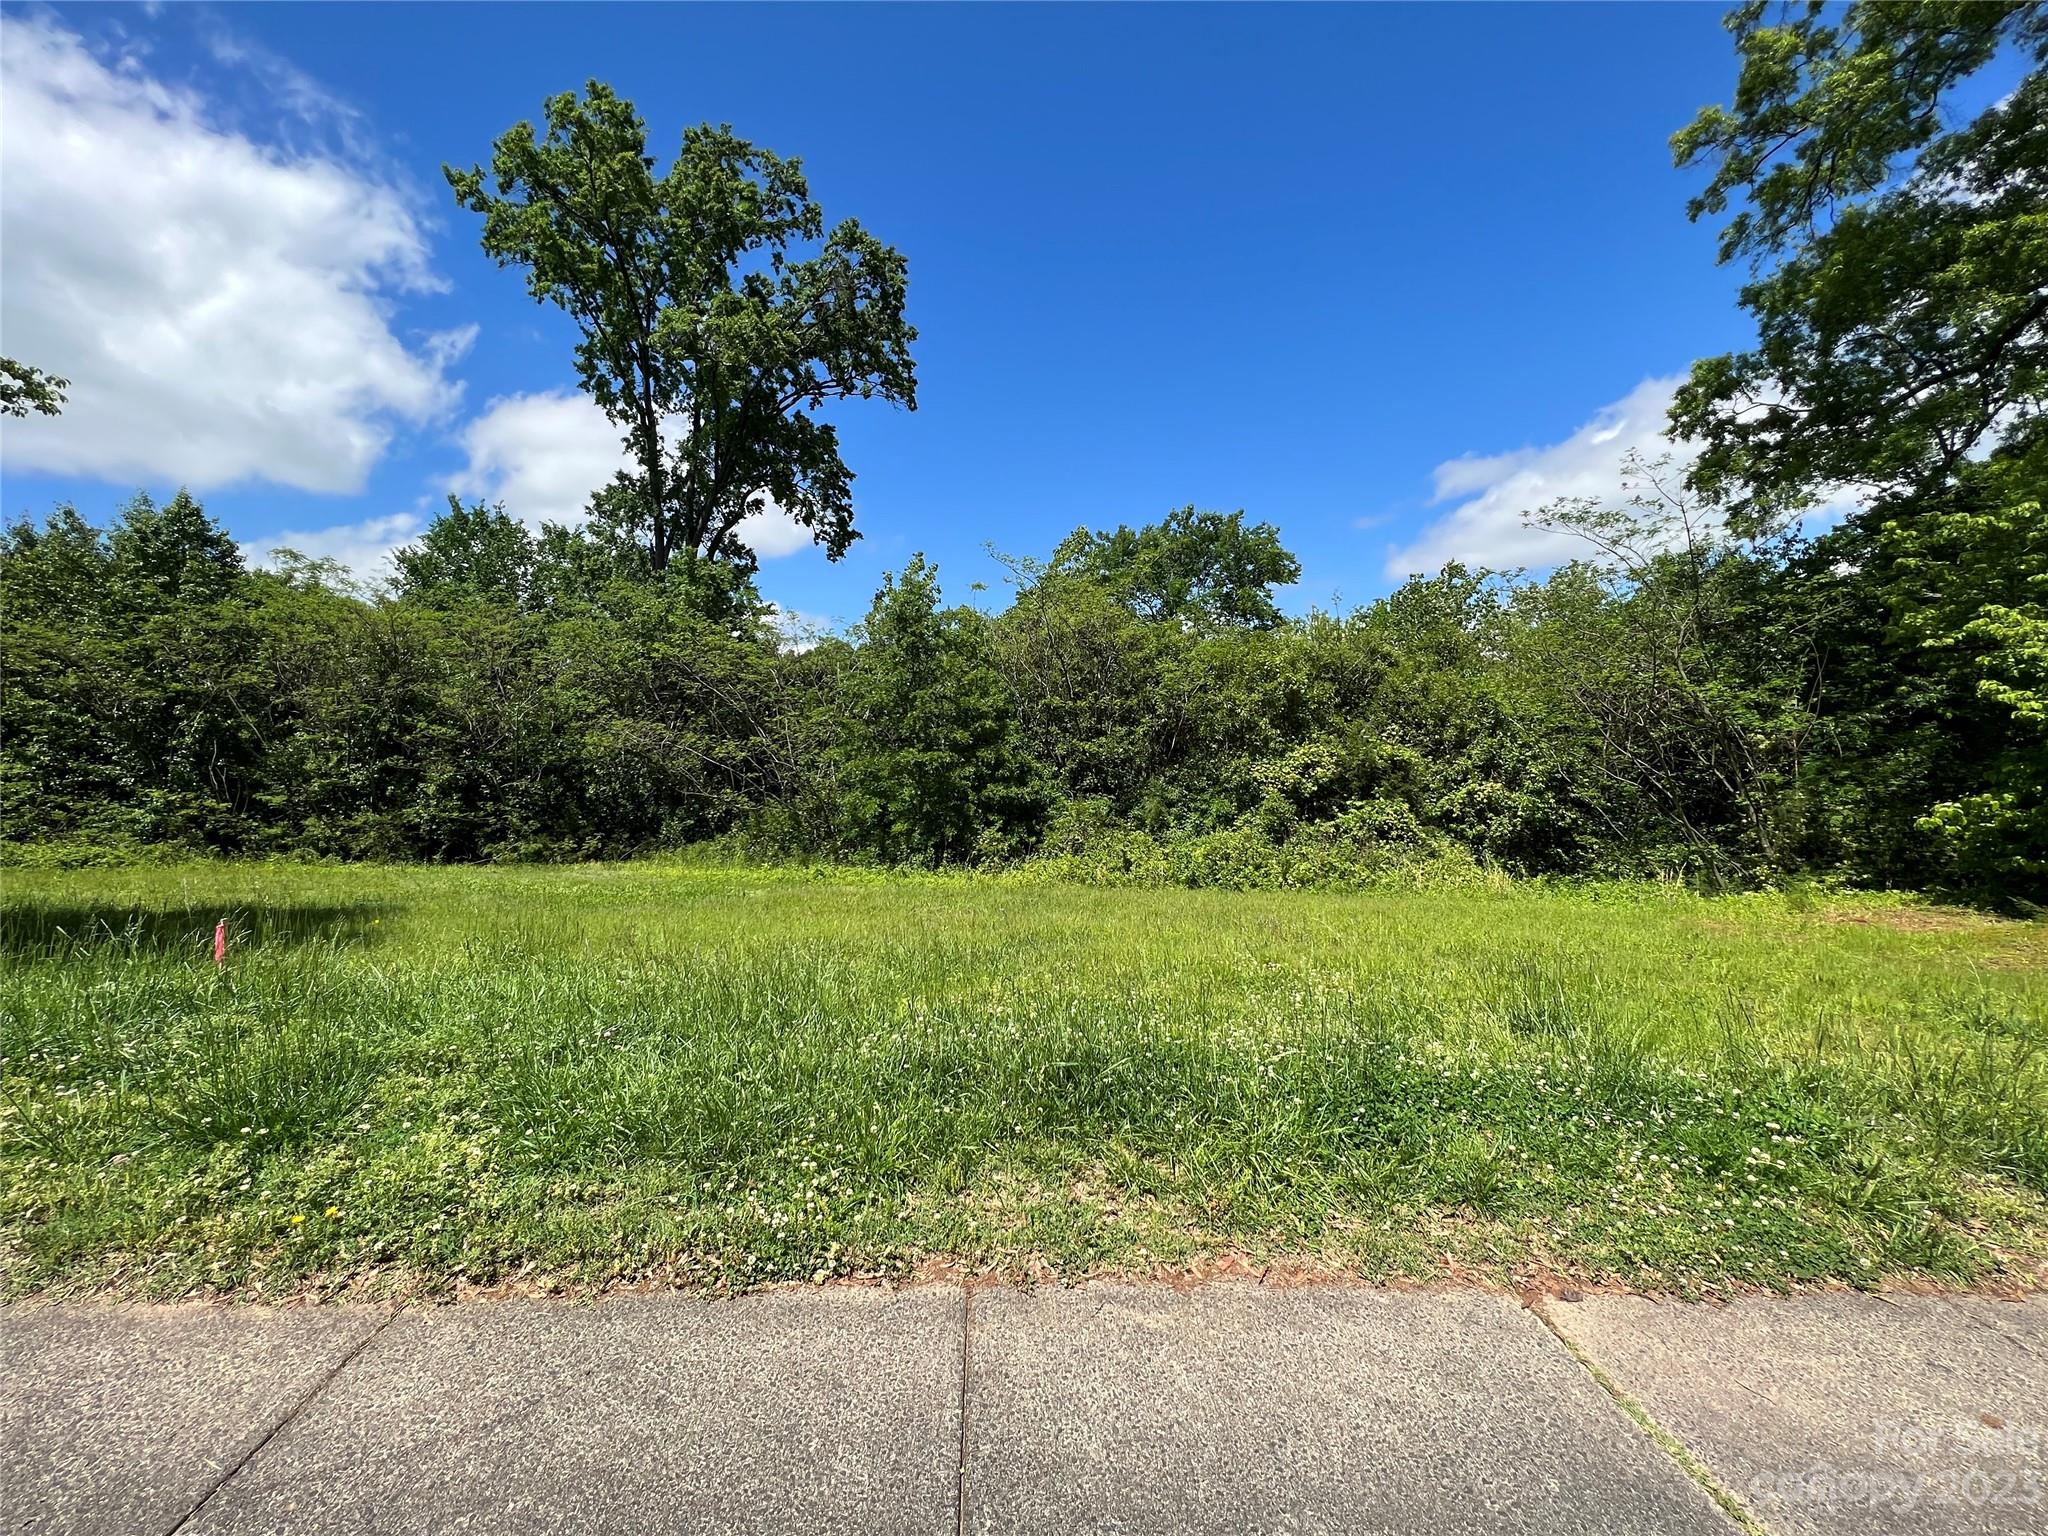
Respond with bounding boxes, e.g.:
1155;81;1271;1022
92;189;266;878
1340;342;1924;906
1;862;2042;1296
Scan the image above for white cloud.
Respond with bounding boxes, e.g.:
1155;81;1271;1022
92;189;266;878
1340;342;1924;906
446;389;814;558
0;15;462;492
1384;376;1689;578
246;512;422;586
445;390;625;528
742;502;814;560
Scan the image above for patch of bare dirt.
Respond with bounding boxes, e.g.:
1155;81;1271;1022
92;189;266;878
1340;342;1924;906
1819;903;2002;935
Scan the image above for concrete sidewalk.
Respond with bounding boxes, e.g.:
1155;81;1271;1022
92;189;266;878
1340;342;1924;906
3;1285;2041;1536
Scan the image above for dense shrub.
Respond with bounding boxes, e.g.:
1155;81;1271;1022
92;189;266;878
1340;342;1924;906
2;485;2040;905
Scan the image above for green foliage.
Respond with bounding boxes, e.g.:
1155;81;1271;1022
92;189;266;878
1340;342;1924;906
446;84;917;571
1661;1;2048;906
3;469;2039;904
1878;455;2048;893
1029;801;1494;893
1;489;798;864
109;489;243;609
1520;454;1825;879
392;497;537;608
826;555;1045;863
1046;505;1301;628
1671;2;2047;517
1674;3;2041;263
1;492;267;851
0;356;68;418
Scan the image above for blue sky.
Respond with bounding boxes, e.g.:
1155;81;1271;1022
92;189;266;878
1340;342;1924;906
0;1;1762;629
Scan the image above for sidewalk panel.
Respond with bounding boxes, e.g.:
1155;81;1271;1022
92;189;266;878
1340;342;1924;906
185;1287;961;1536
1;1303;384;1536
1546;1293;2048;1536
965;1282;1735;1535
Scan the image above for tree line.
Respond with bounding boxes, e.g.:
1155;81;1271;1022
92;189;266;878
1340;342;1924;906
1;468;2035;902
1;2;2041;902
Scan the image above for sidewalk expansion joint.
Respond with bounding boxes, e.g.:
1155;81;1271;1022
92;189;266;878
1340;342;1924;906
954;1279;972;1536
163;1306;404;1536
1531;1300;1771;1536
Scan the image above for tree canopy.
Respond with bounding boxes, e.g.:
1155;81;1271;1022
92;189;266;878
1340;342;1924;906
1046;507;1302;629
1670;1;2048;517
392;497;537;609
446;84;917;571
1668;0;2048;896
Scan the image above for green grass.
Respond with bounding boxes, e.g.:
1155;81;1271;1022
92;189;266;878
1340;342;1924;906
2;860;2044;1299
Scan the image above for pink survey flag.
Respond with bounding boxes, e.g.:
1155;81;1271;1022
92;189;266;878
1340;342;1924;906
214;919;228;967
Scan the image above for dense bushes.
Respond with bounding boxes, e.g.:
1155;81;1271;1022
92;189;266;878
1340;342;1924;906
3;473;2040;906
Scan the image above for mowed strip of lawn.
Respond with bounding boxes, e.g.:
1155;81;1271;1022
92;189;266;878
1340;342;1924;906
1;860;2044;1298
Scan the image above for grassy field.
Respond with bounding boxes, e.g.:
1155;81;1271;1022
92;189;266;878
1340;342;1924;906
2;860;2044;1299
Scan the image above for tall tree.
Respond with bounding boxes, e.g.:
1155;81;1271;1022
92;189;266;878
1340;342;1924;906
0;508;118;840
1674;1;2048;900
1527;455;1822;875
447;84;917;572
